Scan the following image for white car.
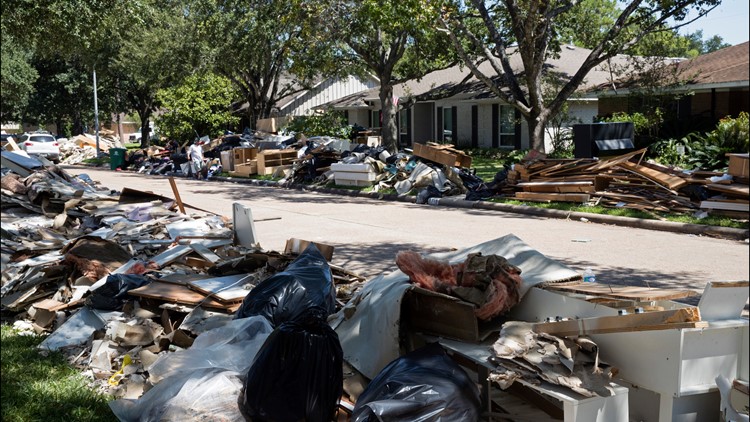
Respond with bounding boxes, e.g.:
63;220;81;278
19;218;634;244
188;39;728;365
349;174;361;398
17;131;61;163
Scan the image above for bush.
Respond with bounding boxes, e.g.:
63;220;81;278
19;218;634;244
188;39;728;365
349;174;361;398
282;108;352;139
651;113;749;171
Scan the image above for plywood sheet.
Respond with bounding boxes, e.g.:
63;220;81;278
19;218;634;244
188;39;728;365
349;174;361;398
128;281;235;310
543;282;698;301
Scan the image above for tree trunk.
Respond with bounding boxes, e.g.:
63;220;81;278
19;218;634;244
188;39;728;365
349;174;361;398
379;83;398;153
138;109;151;148
527;112;547;153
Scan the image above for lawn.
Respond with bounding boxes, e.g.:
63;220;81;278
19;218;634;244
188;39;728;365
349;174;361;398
1;324;113;422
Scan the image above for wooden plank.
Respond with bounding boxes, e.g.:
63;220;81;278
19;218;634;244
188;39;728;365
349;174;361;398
515;192;590;203
699;200;750;212
618;161;687;190
531;307;704;337
168;177;186;214
705;183;750;198
543;282;698;301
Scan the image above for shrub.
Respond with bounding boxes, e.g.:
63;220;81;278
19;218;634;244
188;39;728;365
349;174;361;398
282;108;352;139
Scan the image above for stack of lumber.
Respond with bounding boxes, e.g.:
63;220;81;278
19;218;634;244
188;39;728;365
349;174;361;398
507;148;749;217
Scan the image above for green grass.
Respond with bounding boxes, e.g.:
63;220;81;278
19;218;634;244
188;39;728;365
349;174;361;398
489;198;748;229
1;324;114;422
470;155;509;181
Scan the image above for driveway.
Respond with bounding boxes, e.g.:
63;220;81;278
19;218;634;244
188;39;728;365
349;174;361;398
64;166;749;311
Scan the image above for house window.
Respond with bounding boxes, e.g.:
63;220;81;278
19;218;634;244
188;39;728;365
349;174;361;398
399;109;411;146
443;107;453;142
370;110;382;130
499;105;515;146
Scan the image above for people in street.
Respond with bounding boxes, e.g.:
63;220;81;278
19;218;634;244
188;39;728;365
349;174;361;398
187;139;205;180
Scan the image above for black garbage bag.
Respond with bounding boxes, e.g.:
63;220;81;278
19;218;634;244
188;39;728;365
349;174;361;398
241;311;344;422
352;342;481;422
86;274;153;310
234;243;335;326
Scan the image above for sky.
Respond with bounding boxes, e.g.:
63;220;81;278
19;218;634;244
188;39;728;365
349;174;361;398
677;0;749;46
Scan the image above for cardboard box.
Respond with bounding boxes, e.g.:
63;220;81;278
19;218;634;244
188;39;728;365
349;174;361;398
284;238;334;262
728;153;749;179
256;116;292;134
401;286;503;342
412;142;472;168
229;161;257;177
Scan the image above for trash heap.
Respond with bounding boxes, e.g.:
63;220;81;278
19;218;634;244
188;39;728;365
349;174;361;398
58;129;124;164
1;150;368;420
3;146;748;421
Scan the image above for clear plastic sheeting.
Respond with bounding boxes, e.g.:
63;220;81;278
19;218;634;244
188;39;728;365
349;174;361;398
109;368;246;422
352;342;481;422
234;243;336;326
146;315;273;384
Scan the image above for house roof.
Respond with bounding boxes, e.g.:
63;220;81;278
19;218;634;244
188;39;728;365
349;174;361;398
674;41;749;86
324;44;635;108
595;42;749;94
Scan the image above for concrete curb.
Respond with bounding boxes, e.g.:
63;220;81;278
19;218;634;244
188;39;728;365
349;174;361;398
78;167;750;241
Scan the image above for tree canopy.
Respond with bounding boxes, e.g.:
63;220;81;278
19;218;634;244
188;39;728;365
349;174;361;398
439;0;722;152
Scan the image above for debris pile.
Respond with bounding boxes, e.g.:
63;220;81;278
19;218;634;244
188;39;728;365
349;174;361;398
59;130;124;164
2;147;748;421
0;150;366;419
507;148;750;218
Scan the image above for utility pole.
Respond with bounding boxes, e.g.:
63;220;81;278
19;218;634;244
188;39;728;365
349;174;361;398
93;67;101;157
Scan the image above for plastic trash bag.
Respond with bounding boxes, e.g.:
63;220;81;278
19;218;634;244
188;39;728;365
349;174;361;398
109;368;246;422
147;315;273;384
352;342;481;422
242;311;344;422
86;274;152;311
234;243;335;326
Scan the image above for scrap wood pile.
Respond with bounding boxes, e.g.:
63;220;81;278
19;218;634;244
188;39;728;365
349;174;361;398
507;149;750;218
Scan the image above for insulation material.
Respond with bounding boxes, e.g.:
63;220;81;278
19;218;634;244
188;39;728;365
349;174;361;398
396;251;523;320
489;321;618;398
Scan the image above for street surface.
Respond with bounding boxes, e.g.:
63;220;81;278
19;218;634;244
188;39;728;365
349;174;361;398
64;165;749;310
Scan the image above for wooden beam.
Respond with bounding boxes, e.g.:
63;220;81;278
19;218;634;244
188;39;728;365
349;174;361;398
618;161;687;190
168;177;186;214
532;308;704;337
515;192;590;203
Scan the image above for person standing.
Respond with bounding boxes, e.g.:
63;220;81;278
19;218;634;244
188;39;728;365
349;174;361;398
187;139;205;179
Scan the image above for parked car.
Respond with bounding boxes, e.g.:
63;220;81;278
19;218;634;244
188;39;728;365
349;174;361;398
17;131;60;163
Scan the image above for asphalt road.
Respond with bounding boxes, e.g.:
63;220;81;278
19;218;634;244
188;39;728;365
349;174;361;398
64;165;750;310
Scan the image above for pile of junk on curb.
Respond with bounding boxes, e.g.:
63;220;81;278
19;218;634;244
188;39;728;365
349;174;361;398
1;149;748;422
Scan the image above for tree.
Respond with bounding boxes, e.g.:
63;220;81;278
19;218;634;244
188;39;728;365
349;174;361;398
193;0;326;131
156;72;240;143
22;56;105;136
111;1;199;147
0;33;37;123
439;0;721;152
318;0;455;153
